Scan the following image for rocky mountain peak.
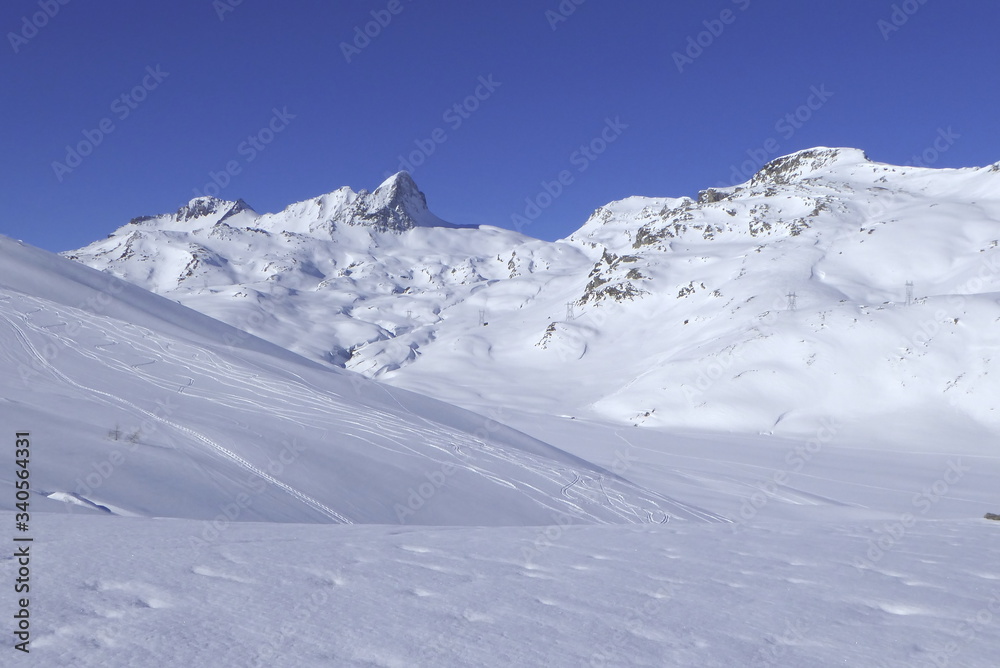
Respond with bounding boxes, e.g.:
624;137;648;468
350;171;453;232
750;147;871;187
176;197;256;223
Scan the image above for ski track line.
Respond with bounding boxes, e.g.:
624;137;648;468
26;310;359;431
490;447;674;522
94;336;440;462
8;294;724;525
613;431;730;522
5;312;352;524
561;473;582;499
18;302;513;517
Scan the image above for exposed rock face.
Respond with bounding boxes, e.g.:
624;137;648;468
750;148;870;187
578;250;647;304
351;171;443;232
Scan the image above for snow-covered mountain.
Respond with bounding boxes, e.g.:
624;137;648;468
68;148;1000;437
9;150;1000;667
1;234;722;525
67;171;568;369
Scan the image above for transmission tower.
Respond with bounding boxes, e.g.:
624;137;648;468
905;281;914;306
786;291;797;311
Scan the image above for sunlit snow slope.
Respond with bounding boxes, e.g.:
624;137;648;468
0;234;722;526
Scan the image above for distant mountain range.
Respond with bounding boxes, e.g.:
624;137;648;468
66;148;1000;435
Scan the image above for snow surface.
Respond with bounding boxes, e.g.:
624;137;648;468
4;410;1000;666
2;147;999;665
6;510;1000;667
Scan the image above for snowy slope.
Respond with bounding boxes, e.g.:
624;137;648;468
0;234;722;526
7;409;1000;667
67;149;1000;437
10;397;1000;667
9;511;1000;668
387;148;1000;434
547;148;1000;432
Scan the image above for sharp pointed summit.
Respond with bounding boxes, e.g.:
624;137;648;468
358;171;456;232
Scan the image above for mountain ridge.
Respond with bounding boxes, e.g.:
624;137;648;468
65;147;1000;434
108;171;459;239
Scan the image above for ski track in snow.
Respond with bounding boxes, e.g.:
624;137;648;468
1;288;726;525
1;301;353;524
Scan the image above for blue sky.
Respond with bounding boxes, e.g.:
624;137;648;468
2;0;998;252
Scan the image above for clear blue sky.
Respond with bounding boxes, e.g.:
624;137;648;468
3;0;998;252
